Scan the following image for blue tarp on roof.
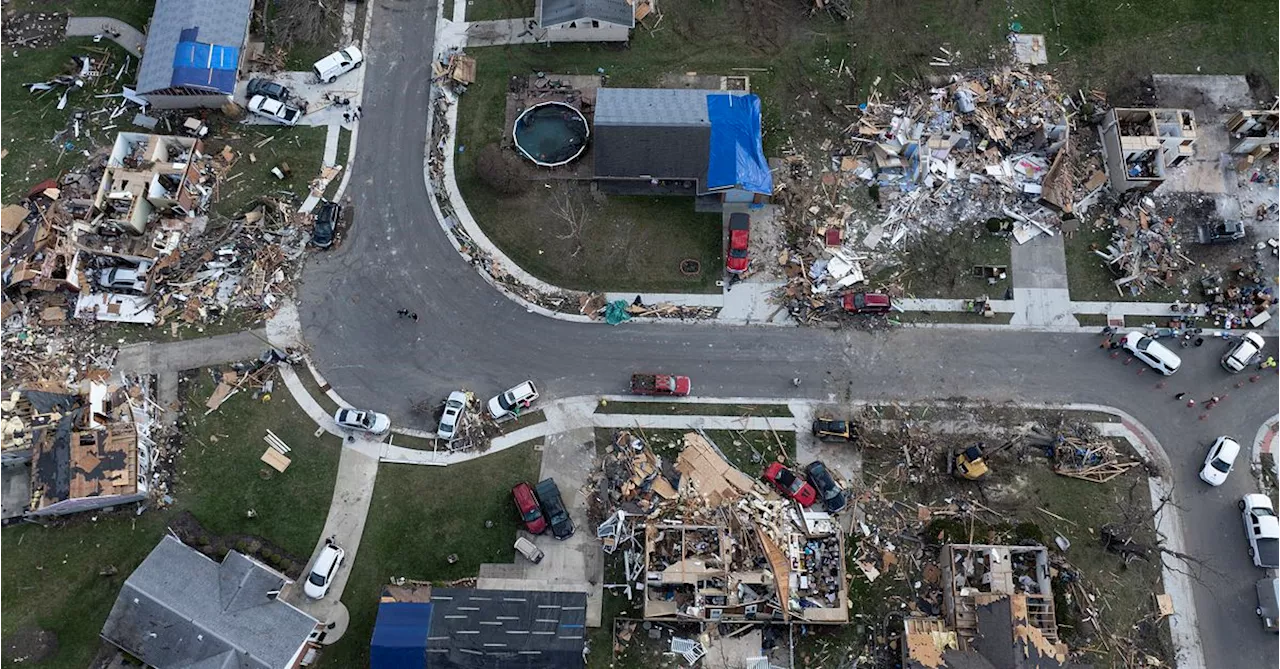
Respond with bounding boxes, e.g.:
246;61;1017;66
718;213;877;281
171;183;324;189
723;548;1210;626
371;601;431;669
170;27;240;93
705;93;772;196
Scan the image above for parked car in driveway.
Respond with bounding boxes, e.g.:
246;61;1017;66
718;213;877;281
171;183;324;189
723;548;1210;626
1121;331;1181;375
304;541;345;599
248;94;303;126
1198;436;1240;486
437;391;467;441
804;461;846;513
512;482;547;534
762;462;817;507
535;478;574;539
487;380;538;421
333;407;390;435
812;419;855;442
246;77;291;101
313;45;363;83
1241;494;1280;569
1222;332;1266;373
842;291;892;314
726;212;750;274
311;200;341;248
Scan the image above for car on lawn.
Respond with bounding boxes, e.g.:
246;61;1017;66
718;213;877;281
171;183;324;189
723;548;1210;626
333;407;391;435
1241;494;1280;569
303;541;345;599
1198;436;1241;486
512;481;547;534
1121;331;1181;375
804;461;846;513
437;391;468;441
247;94;303;126
812;419;855;442
246;77;291;102
762;462;817;507
1222;332;1266;373
842;291;892;314
313;45;364;83
487;380;539;421
726;212;750;274
535;478;574;539
311;200;341;248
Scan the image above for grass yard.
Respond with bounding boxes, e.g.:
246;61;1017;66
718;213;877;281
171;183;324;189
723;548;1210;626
0;39;136;202
881;228;1012;300
320;442;544;667
596;401;793;418
463;0;535;22
7;0;157;30
597;427;796;475
1064;223;1180;303
895;311;1015;325
90;310;264;346
208;122;329;218
0;366;342;667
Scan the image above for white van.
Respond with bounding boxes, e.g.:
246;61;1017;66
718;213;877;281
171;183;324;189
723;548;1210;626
312;46;364;84
1121;331;1181;375
1222;332;1266;373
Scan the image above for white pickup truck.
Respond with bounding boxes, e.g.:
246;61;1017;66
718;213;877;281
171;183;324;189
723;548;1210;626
1242;494;1280;569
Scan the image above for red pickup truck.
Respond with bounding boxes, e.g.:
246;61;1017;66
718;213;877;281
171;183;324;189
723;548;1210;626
630;373;692;396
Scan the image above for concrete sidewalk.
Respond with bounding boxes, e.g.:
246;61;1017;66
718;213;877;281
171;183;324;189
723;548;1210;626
65;17;146;56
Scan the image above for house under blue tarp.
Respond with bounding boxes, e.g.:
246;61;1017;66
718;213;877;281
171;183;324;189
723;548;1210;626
170;27;240;93
704;93;773;196
371;601;431;669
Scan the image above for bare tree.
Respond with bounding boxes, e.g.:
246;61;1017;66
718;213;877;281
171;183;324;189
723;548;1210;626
548;182;589;257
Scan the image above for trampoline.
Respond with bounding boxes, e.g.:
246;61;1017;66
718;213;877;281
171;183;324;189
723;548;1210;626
512;102;590;167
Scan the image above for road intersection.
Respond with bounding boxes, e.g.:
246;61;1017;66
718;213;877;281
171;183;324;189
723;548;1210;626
294;1;1278;666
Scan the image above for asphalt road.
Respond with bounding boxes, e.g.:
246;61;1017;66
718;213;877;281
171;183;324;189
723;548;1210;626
299;2;1279;665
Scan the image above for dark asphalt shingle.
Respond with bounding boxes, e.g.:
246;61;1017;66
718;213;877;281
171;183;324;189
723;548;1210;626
136;0;253;94
539;0;634;28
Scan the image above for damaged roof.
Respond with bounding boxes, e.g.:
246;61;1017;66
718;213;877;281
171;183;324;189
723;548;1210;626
538;0;635;29
101;535;318;669
425;588;588;669
136;0;253;96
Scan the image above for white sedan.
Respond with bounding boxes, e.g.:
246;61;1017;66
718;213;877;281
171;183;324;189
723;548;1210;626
437;391;468;441
247;94;302;126
334;407;390;435
303;541;345;599
1198;436;1240;486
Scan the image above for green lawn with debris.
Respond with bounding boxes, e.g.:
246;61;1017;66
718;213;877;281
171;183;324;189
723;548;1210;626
8;0;156;30
597;427;796;475
463;0;535;22
0;365;340;668
205;121;329;219
596;400;793;418
322;442;544;667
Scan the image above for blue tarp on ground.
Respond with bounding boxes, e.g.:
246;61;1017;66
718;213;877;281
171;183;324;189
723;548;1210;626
371;601;432;669
171;27;240;93
705;93;773;196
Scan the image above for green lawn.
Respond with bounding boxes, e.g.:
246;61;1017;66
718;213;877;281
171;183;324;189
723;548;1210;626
595;401;793;418
208;123;329;218
0;39;136;202
464;0;535;21
598;427;796;474
321;442;544;666
0;366;342;667
8;0;156;30
1064;224;1180;303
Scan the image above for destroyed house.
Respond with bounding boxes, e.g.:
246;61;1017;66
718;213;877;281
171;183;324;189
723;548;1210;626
1;385;150;518
102;535;321;669
2;205;82;294
592;88;772;210
636;434;848;624
1098;108;1196;193
536;0;635;42
371;585;588;669
94;133;203;235
903;544;1079;669
135;0;254;109
1226;109;1279;156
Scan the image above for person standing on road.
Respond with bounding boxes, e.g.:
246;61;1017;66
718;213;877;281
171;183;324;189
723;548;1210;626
1174;392;1186;400
397;308;410;317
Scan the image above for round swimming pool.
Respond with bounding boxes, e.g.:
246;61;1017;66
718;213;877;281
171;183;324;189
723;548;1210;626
512;102;590;167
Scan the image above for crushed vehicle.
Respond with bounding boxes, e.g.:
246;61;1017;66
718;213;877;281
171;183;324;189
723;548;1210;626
630;373;691;396
96;263;150;293
1242;494;1280;569
535;478;575;539
762;461;817;507
1197;220;1247;244
804;461;846;513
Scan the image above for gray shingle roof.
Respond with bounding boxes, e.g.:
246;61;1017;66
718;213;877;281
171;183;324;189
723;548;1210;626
539;0;634;29
136;0;253;94
101;536;318;669
594;88;715;127
425;588;587;669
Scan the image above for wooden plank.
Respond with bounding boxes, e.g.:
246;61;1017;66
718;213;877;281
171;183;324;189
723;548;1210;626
261;448;291;473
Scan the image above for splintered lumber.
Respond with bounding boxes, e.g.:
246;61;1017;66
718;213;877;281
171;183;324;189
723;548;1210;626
1054;460;1139;483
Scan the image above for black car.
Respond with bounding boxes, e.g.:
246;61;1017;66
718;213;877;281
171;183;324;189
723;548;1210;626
534;478;575;539
311;200;341;248
804;461;846;513
812;419;855;442
246;77;291;102
1197;220;1246;245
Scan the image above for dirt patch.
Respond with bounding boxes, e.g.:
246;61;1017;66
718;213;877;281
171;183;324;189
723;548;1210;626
1;11;69;51
2;626;58;664
168;510;308;578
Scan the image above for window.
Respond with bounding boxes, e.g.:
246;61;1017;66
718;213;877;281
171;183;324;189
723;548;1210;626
591;20;599;27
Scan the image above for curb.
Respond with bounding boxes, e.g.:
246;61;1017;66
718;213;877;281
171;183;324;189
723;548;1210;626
1252;416;1279;477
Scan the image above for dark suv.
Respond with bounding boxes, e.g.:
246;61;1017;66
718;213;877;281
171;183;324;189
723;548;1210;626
311;200;341;248
534;478;575;539
246;78;291;102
